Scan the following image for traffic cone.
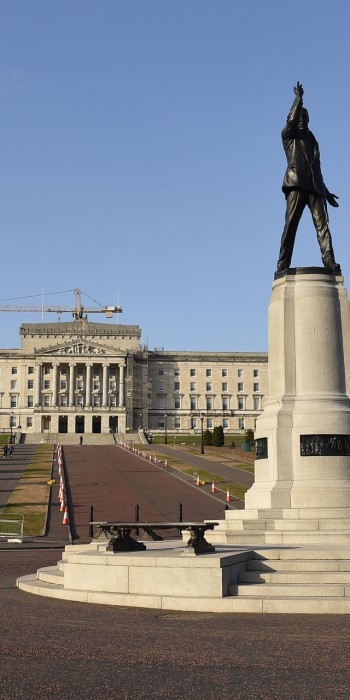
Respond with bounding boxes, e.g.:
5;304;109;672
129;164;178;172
226;489;231;502
196;474;201;486
211;481;216;493
63;508;69;525
59;499;65;512
164;460;168;467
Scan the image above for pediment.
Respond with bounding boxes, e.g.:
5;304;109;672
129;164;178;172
37;341;123;357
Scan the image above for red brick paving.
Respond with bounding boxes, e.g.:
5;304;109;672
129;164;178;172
61;445;228;542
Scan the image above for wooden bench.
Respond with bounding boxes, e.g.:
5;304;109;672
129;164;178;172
90;521;219;554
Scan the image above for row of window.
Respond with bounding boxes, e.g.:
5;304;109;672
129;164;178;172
10;395;118;408
159;368;260;378
158;417;249;430
159;396;261;410
10;379;118;391
167;382;260;392
10;366;118;378
9;392;260;410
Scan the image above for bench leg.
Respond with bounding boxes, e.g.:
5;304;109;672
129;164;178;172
186;527;215;555
106;527;147;553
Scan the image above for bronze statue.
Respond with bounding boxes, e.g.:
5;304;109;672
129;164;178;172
276;82;341;275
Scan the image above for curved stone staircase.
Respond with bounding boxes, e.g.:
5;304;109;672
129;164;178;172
17;542;350;614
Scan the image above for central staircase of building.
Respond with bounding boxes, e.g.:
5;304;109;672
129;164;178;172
21;432;117;446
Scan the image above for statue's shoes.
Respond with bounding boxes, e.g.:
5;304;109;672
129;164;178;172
322;255;342;274
276;261;288;273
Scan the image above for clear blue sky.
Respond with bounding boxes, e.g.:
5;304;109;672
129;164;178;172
1;1;350;351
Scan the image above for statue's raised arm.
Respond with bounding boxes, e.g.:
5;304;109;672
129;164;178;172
294;81;304;98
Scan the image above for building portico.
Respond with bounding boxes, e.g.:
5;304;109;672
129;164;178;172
0;319;146;437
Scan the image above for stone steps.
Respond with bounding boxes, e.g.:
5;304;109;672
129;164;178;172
22;433;116;445
17;573;350;614
231;582;348;597
37;566;64;585
226;518;350;531
207;507;350;545
239;570;350;584
16;542;350;614
246;559;350;572
208;529;350;545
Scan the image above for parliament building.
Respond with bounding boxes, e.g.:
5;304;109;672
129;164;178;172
0;319;268;439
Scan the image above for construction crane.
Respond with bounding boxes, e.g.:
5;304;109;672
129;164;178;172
0;288;122;320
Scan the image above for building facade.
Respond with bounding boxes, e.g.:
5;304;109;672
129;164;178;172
0;319;267;437
147;350;267;434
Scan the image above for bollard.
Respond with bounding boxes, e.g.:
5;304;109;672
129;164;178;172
135;504;140;536
178;502;183;536
89;505;94;538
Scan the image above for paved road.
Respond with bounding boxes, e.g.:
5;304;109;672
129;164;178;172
1;549;350;700
62;445;230;542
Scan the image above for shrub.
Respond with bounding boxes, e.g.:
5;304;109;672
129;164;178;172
212;425;225;447
203;429;213;446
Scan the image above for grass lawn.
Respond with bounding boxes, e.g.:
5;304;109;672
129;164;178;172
1;444;54;536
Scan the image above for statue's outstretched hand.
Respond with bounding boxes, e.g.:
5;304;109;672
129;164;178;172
327;192;339;208
294;81;304;98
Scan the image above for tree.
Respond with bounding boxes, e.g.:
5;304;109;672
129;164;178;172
212;425;224;447
243;428;255;451
245;429;254;443
203;429;213;446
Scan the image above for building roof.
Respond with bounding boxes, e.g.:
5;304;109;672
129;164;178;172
20;320;141;337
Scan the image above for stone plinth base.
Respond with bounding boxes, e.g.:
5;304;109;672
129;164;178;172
205;508;350;545
16;541;350;614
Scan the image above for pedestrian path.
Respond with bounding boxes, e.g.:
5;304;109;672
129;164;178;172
150;445;254;488
0;445;37;512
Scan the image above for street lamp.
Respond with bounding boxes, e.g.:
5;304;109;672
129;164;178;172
164;413;168;444
9;412;14;445
139;412;143;429
200;413;205;454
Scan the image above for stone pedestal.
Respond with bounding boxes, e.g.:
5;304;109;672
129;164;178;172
210;269;350;544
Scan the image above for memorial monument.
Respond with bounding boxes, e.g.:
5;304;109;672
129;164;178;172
16;84;350;613
210;83;350;544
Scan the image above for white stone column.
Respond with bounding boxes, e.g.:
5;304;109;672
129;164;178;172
118;364;125;407
35;363;42;406
85;363;92;407
69;363;76;407
52;363;59;408
102;363;109;408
